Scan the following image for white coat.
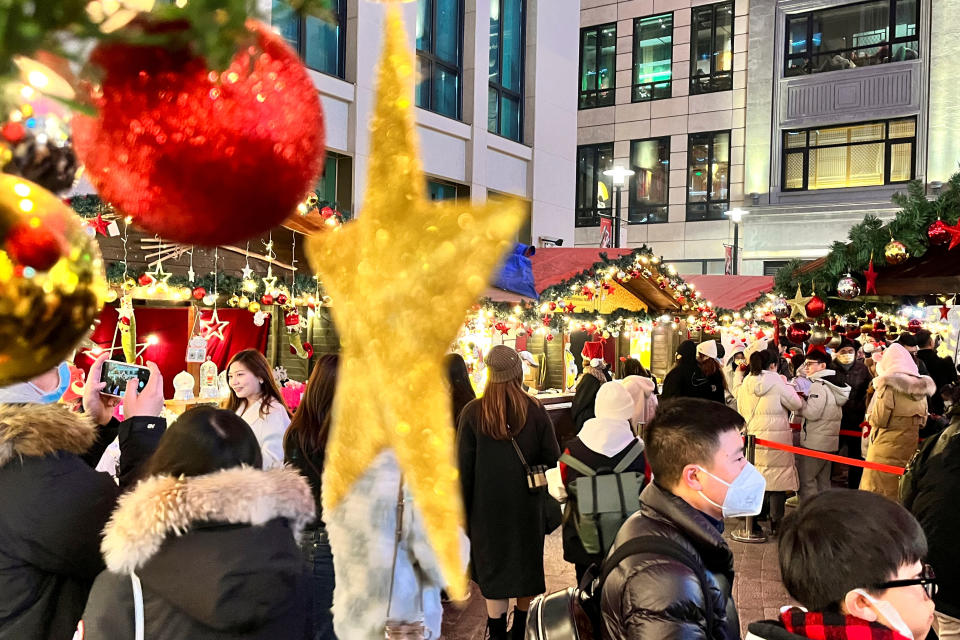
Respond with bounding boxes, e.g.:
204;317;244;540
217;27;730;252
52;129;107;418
620;376;658;432
235;397;291;470
736;370;803;492
797;369;851;452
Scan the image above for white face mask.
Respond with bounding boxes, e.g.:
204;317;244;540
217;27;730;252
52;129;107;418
837;353;856;366
695;463;767;518
853;589;914;639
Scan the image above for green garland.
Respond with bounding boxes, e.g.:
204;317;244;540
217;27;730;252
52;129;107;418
773;173;960;299
105;261;324;299
537;246;686;301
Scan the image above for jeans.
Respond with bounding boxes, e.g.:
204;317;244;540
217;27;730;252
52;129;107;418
301;525;337;640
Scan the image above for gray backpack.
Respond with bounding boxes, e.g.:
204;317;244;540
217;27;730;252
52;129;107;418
559;439;644;556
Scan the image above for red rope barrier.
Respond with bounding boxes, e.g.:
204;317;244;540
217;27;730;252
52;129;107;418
753;437;905;476
789;423;863;438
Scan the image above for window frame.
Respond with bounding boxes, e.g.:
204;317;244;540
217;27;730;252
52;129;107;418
275;0;348;79
489;0;526;142
780;117;917;192
686;129;731;222
417;0;465;120
689;1;734;95
632;12;674;103
575;142;614;228
784;0;920;77
578;22;617;110
628;136;671;224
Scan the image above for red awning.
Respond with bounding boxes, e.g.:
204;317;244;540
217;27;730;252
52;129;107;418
530;248;633;291
685;275;774;310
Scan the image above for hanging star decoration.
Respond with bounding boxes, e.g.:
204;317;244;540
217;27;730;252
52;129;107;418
144;258;173;288
945;221;960;251
88;213;110;236
261;264;278;292
199;308;230;341
241;264;254;279
940;302;950;321
303;5;524;598
863;255;879;295
786;284;811;319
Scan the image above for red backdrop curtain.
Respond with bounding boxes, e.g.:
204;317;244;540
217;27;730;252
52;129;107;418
85;306;268;398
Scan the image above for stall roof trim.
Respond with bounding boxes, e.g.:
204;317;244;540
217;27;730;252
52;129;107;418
685;275;775;311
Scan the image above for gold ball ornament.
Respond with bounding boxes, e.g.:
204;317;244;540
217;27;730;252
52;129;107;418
228;295;240;307
238;295;250;307
0;175;106;385
884;240;909;265
247;301;261;313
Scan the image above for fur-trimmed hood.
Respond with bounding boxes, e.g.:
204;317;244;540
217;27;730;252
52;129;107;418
0;403;96;468
874;371;937;398
102;466;315;574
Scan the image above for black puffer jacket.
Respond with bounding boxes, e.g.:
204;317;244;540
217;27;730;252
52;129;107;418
0;403;164;640
830;358;872;430
80;467;314;639
661;341;712;402
600;482;738;640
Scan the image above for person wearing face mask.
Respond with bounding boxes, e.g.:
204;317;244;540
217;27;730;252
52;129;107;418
746;490;935;640
795;350;850;503
831;338;873;489
0;353;166;639
601;398;759;640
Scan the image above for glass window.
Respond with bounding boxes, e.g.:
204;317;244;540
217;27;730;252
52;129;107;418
417;0;463;120
489;0;525;141
686;131;730;221
576;143;614;227
427;180;458;201
784;0;920;77
271;0;346;79
690;2;733;95
782;118;916;190
628;138;670;223
633;14;673;102
579;23;616;109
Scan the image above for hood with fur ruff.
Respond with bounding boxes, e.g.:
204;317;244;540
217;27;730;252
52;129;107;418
102;466;314;574
0;403;96;468
874;371;936;398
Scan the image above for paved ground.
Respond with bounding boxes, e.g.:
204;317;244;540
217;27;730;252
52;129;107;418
442;518;795;639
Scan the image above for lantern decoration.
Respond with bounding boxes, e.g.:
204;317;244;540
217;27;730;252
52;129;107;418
805;294;827;319
809;325;830;346
786;322;812;345
884;239;909;265
928;219;950;246
836;274;860;300
771;296;790;319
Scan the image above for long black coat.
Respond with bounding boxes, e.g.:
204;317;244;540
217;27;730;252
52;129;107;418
903;412;960;619
601;482;739;640
81;467;314;640
457;396;561;599
918;348;958;416
661;341;713;402
571;374;603;434
830;358;872;429
0;403;164;640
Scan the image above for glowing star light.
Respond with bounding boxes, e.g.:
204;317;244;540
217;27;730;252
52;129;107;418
198;308;230;341
304;5;524;600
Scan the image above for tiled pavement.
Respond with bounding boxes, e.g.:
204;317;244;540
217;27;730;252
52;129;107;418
442;520;796;639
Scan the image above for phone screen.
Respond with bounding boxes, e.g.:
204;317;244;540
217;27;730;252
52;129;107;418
101;361;150;398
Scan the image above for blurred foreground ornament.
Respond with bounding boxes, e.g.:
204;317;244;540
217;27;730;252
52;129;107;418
884;239;909;265
304;6;524;599
0;175;106;385
836;274;860;300
72;20;325;245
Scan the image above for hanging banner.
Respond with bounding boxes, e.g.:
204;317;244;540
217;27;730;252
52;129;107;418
599;216;613;248
724;244;733;275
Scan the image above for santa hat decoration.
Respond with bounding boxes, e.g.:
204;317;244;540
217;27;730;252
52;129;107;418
582;341;605;367
806;343;828;357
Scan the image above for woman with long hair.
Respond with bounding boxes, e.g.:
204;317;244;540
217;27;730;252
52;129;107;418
225;349;291;469
735;349;803;535
80;406;313;638
457;346;561;640
284;355;339;640
444;352;476;427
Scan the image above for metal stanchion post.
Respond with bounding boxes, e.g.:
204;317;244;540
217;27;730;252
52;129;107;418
731;434;768;544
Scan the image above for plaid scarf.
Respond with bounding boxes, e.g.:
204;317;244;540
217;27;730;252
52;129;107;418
780;607;911;640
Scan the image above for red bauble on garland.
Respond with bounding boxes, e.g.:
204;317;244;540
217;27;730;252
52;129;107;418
192;286;206;300
787;322;812;345
73;20;325;245
138;273;154;287
261;293;274;306
805;295;826;319
928;219;950;246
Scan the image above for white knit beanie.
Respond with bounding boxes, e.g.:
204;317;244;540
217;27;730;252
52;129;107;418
594;381;635;421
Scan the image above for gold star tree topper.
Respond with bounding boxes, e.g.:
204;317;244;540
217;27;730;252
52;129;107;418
786;284;812;320
304;6;525;597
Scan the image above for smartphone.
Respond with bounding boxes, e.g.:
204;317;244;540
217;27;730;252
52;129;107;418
100;360;150;398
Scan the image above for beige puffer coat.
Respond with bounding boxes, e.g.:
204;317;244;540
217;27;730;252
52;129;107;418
798;369;851;452
736;370;804;491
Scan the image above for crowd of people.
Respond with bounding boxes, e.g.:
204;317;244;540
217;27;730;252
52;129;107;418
0;328;957;639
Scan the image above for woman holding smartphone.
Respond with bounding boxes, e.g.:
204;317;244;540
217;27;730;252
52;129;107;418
225;349;291;469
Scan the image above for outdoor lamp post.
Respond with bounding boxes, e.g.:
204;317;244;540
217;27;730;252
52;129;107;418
602;165;635;248
724;207;748;275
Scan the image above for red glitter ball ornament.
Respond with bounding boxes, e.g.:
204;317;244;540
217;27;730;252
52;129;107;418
805;295;826;319
1;121;26;144
73;20;325;245
276;293;288;305
138;273;154;287
4;222;63;271
786;322;812;345
192;287;206;300
929;219;950;246
261;293;274;306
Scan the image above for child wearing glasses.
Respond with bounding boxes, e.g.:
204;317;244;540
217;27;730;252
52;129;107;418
746;489;935;640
